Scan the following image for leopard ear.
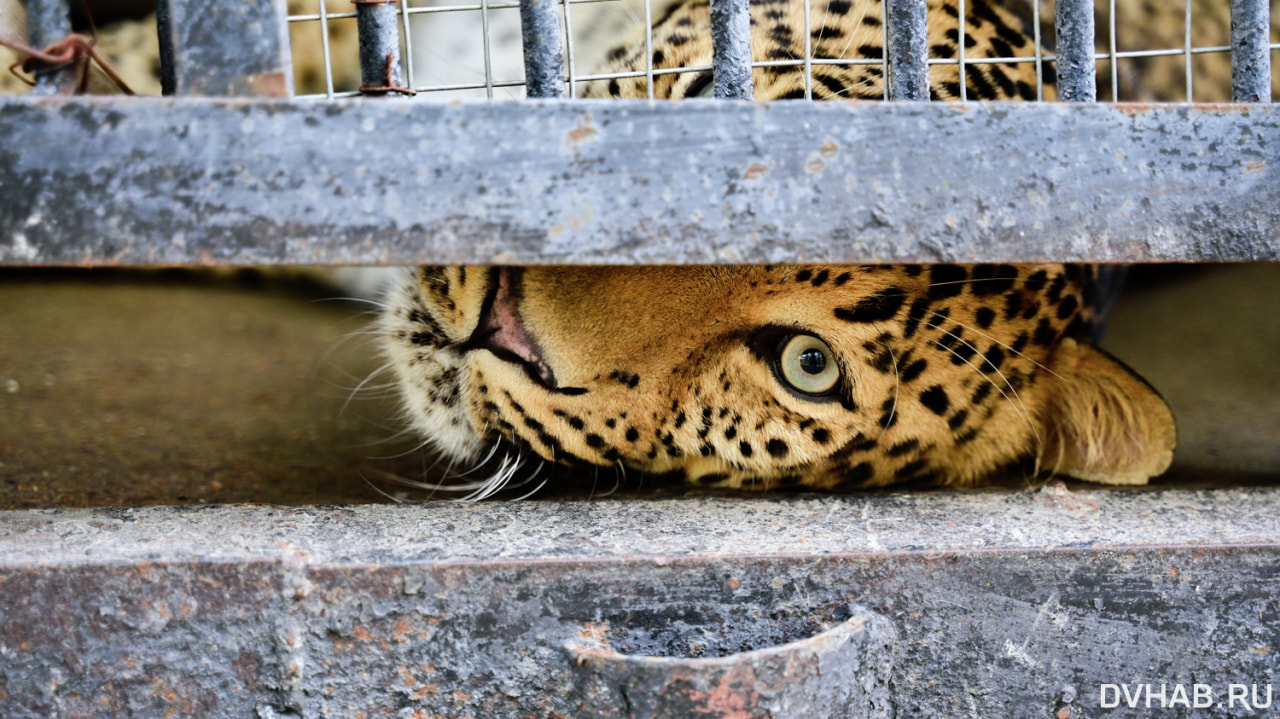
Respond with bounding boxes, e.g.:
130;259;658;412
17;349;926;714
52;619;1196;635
1037;338;1177;485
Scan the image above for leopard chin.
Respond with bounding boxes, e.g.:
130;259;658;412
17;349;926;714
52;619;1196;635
382;265;1175;491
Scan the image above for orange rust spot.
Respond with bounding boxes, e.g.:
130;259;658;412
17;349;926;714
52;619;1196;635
1168;567;1178;578
819;140;838;158
1056;707;1072;719
249;72;289;98
744;163;770;180
1115;102;1158;115
393;615;413;642
1246;161;1266;172
568;116;598;144
806;157;825;174
726;577;740;591
1254;645;1271;654
353;625;372;640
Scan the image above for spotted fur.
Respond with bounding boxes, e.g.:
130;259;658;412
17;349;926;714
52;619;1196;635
382;0;1176;491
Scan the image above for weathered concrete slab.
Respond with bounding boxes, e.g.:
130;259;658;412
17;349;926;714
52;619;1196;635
1;98;1276;265
1;488;1279;717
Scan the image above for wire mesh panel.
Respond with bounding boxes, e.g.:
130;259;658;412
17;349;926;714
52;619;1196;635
281;0;1279;102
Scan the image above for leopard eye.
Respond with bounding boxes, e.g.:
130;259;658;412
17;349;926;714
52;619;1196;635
777;334;840;396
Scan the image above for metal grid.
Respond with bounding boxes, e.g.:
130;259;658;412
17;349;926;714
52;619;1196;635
285;0;1280;102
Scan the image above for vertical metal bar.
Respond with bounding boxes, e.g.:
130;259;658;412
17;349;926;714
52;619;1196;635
885;0;929;100
564;0;580;97
480;0;495;98
642;0;653;98
1184;0;1193;100
356;0;407;94
1108;0;1118;100
881;7;890;99
156;0;294;97
520;0;566;98
319;0;336;98
1054;0;1097;102
802;0;813;99
399;0;416;90
1032;0;1043;100
710;0;753;99
25;0;76;95
956;0;966;100
1230;0;1272;102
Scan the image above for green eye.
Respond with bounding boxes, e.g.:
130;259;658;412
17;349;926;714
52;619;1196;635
778;334;841;396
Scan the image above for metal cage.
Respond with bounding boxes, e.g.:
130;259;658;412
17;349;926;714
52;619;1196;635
0;0;1278;716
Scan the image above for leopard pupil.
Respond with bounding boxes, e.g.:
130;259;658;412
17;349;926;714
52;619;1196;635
799;348;826;375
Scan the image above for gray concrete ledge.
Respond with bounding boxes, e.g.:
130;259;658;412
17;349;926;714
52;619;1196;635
2;98;1277;265
2;487;1279;717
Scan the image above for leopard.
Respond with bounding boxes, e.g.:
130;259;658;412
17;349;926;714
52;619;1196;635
380;0;1178;492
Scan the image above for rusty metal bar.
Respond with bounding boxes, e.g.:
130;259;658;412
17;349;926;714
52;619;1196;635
885;0;929;100
154;0;294;97
1231;0;1273;103
23;0;76;95
355;0;410;95
519;0;566;98
1;99;1276;266
2;487;1280;716
1055;0;1097;102
710;0;753;99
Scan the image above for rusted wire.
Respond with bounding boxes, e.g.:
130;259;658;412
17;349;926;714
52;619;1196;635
0;32;135;95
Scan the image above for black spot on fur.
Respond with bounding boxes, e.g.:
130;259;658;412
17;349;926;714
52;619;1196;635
947;409;969;430
795;269;812;282
740;441;754;457
971;264;1018;296
971;382;993;405
1011;333;1029;354
833;272;852;286
725;425;737;440
812;428;830;444
903;297;930;339
900;358;928;384
1024;270;1049;291
1057;295;1079;320
1032;317;1056;347
889;438;919;457
981;346;1005;373
1047;273;1068;304
929;264;967;299
836;287;907;323
975;307;996;329
586;434;606;448
826;0;851;14
1003;292;1024;320
931;43;956;58
625;427;640;442
920;385;950;415
766;439;789;457
870;348;895;374
966;66;997;99
843;462;874;484
948;340;978;365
